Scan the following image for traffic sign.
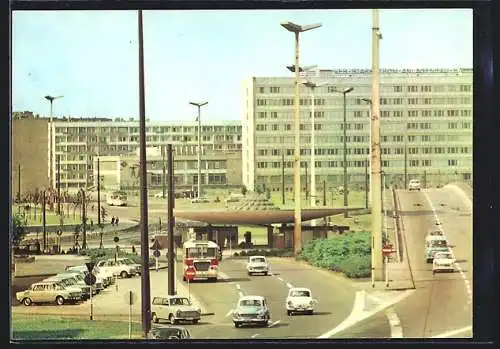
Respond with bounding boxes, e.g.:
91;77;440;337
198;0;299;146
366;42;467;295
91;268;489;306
114;236;119;243
151;239;160;250
185;267;196;281
85;262;96;273
56;229;63;236
382;244;394;256
124;290;137;305
84;274;97;285
153;250;161;258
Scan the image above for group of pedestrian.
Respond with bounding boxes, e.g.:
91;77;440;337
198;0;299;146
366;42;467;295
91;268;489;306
111;216;120;226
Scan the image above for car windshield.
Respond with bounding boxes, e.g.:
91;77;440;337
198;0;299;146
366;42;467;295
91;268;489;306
240;299;262;307
251;257;265;263
170;297;191;306
435;253;453;259
151;328;182;339
430;240;447;248
291;290;310;297
120;259;134;265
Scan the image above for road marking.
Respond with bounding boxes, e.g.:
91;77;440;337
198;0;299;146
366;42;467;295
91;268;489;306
424;191;472;305
268;320;280;328
430;325;472;338
277;277;284;281
238;291;244;298
286;283;294;289
385;308;403;338
226;310;233;317
251;334;260;338
317;289;414;338
236;284;241;290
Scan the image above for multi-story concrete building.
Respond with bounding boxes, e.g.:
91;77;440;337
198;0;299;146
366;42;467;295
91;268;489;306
93;147;242;191
45;119;242;191
242;68;473;192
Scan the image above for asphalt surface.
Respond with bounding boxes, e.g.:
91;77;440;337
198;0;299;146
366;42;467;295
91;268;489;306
391;186;473;338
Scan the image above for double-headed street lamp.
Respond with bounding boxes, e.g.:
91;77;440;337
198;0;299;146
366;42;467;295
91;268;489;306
332;87;354;218
45;95;64;189
189;101;208;200
302;80;327;208
281;21;322;255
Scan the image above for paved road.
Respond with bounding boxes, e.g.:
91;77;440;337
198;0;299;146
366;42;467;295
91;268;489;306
391;185;473;338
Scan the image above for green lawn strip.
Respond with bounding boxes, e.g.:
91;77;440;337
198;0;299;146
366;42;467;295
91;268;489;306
11;314;143;340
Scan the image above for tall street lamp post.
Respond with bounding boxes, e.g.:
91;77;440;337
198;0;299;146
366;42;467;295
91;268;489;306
44;95;63;189
189;101;208;200
361;98;373;206
281;21;321;255
332;87;354;218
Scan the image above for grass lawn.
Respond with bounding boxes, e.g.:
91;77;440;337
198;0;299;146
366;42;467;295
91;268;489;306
11;314;143;340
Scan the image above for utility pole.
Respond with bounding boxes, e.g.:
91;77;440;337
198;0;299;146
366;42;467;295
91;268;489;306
17;163;21;202
343;91;349;218
424;169;427;189
371;8;384;282
162;145;167;199
97;157;101;225
305;162;308;201
138;9;152;338
281;151;285;205
404;134;408;189
323;180;326;206
57;155;61;215
81;189;87;250
365;159;369;209
42;190;47;253
167;144;175;295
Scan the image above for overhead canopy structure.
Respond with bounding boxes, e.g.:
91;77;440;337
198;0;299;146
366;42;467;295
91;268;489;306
173;208;363;226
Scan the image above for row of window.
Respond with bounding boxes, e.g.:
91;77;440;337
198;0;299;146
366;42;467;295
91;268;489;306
258;85;472;94
256;159;461;169
56;126;242;134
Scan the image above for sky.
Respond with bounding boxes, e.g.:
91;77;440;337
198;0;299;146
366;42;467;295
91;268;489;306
11;9;472;121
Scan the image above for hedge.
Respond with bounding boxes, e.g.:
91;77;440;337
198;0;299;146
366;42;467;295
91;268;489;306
80;248;156;267
233;249;294;258
297;231;371;278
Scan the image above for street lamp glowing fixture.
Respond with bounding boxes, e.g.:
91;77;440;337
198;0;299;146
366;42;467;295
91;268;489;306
286;64;318;73
189;101;208;200
301;80;327;208
331;87;354;217
281;21;322;256
44;95;64;190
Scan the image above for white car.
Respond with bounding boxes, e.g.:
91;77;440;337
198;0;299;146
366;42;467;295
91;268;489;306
96;259;137;278
190;196;210;203
151;295;201;325
286;287;318;316
246;256;269;276
110;257;142;276
433;251;456;273
408;179;421;191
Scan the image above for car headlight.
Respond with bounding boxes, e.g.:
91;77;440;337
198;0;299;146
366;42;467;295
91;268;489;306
309;300;314;306
287;301;292;306
176;310;181;316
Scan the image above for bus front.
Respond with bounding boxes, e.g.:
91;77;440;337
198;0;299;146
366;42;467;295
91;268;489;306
183;241;219;282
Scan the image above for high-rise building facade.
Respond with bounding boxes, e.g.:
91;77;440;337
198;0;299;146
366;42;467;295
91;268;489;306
48;119;242;191
242;68;473;192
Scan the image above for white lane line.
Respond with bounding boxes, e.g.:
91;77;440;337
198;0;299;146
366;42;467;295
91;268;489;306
236;284;241;290
430;325;473;338
226;310;233;317
385;308;403;338
268;320;280;328
424;192;472;305
277;277;284;281
238;291;244;298
286;282;294;289
251;334;260;338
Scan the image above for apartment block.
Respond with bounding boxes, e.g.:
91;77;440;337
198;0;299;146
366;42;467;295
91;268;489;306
242;68;473;192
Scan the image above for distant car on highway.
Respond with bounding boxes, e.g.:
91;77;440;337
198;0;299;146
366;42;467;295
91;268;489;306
246;256;269;276
16;281;82;306
286;287;318;316
425;235;449;263
147;326;192;339
151;295;201;325
432;251;456;273
408;179;421;191
232;295;270;328
190;196;210;203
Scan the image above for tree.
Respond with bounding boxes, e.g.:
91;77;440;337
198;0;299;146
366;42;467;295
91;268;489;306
12;212;27;247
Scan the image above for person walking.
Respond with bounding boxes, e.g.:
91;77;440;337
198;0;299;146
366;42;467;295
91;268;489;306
111;216;115;226
115;216;119;226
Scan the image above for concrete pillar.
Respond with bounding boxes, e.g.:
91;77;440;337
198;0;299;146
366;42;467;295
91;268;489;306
267;226;273;248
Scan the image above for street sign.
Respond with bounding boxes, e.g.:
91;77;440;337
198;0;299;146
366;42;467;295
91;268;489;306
151;239;160;250
382;244;394;256
56;229;63;236
84;274;97;285
153;250;161;258
85;262;95;273
185;266;195;281
124;290;137;305
114;236;119;243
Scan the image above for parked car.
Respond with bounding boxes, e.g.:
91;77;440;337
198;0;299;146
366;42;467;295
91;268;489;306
16;281;82;306
44;274;92;299
96;259;137;278
147;326;192;340
111;257;142;276
232;295;270;328
246;256;269;276
286;287;318;316
408;179;421;191
432;251;456;273
65;265;113;288
60;271;104;293
151;295;201;325
190;196;209;203
154;192;165;198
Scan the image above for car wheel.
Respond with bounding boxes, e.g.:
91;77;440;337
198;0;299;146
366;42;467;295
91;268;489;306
263;272;268;276
308;310;314;315
183;276;186;282
234;322;240;328
263;320;269;327
22;298;32;306
426;259;432;264
152;313;159;323
287;310;292;316
192;319;199;324
209;277;217;283
169;314;177;325
248;272;252;276
120;271;129;278
55;296;65;306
